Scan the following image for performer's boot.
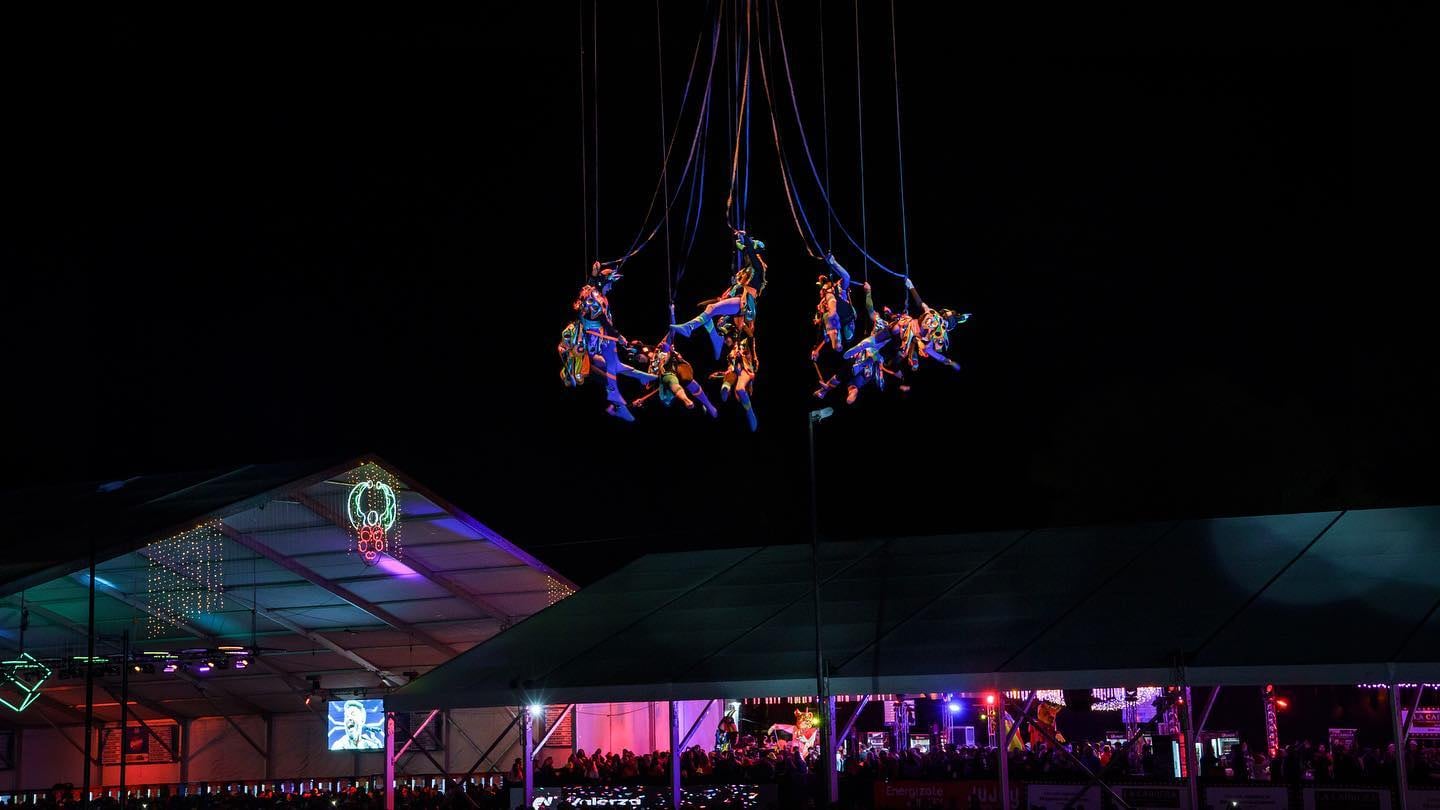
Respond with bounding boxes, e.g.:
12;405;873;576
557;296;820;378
689;385;718;418
669;311;711;339
739;395;757;432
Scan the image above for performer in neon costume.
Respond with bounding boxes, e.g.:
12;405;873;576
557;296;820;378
811;253;856;359
627;336;718;418
894;276;969;374
713;330;759;432
839;282;892;404
558;263;656;422
810;254;857;399
669;231;767;360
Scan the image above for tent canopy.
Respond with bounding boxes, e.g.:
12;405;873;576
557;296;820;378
1;455;573;725
388;506;1440;711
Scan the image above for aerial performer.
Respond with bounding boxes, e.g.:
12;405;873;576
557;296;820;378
669;230;767;360
627;336;718;418
810;253;858;399
894;277;969;376
836;282;893;404
712;330;759;432
557;263;657;422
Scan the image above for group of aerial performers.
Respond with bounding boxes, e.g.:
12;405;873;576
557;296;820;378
560;0;971;429
558;228;969;430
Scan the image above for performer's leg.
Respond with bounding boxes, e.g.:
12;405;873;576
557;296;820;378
592;345;635;422
615;362;658;384
920;342;961;371
686;381;718;418
736;372;757;432
667;377;694;408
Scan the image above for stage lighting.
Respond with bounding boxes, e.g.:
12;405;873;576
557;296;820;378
984;694;996;706
528;704;543;717
947;702;962;714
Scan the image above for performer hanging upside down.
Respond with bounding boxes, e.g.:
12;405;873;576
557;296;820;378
840;282;892;404
895;276;970;374
670;230;767;360
810;254;858;398
628;336;718;418
812;253;856;359
712;329;759;432
557;263;656;422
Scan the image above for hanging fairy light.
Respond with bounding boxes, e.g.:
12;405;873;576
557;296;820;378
1005;689;1066;706
345;465;403;566
1090;687;1164;712
145;520;225;638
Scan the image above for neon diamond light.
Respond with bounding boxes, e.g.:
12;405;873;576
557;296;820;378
0;653;53;712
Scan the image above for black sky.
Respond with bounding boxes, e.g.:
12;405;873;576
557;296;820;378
6;9;1427;583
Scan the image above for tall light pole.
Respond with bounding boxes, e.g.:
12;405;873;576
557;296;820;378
808;406;836;806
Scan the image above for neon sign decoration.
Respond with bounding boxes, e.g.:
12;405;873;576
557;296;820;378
0;653;53;713
347;478;399;566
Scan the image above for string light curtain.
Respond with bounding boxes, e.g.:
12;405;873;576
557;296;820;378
145;520;225;638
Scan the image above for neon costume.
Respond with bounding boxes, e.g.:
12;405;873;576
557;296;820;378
670;231;767;360
714;331;759;432
628;337;717;418
557;264;657;422
895;277;969;373
837;282;892;404
809;254;857;399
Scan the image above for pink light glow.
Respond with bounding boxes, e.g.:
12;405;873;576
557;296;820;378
376;555;418;577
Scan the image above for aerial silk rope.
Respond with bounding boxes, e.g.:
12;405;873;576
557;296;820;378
755;0;823;258
853;0;869;282
818;0;833;249
599;1;723;270
724;0;751;234
767;0;906;278
578;0;590;281
889;0;912;283
656;0;674;315
593;0;600;263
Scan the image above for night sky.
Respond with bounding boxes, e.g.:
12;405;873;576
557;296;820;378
7;9;1425;584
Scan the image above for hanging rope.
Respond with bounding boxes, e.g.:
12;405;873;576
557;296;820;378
592;0;600;262
724;0;751;233
655;0;674;314
889;0;911;281
578;0;590;282
673;73;712;292
767;0;906;277
853;0;869;282
819;0;833;249
755;0;823;258
598;0;723;270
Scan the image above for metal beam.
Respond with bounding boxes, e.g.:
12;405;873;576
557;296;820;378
836;696;870;747
533;704;574;754
1402;684;1426;743
63;574;310;703
290;491;517;627
19;600;274;716
394;709;439;762
33;706;102;767
217;523;457;656
1198;685;1222;734
136;547;408;688
679;699;716;750
464;712;520;778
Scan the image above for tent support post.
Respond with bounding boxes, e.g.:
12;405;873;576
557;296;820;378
384;713;396;810
1183;687;1200;810
669;701;682;810
1392;684;1410;810
179;719;191;793
119;629;130;810
265;716;276;781
521;709;535;810
823;694;838;804
998;704;1012;810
